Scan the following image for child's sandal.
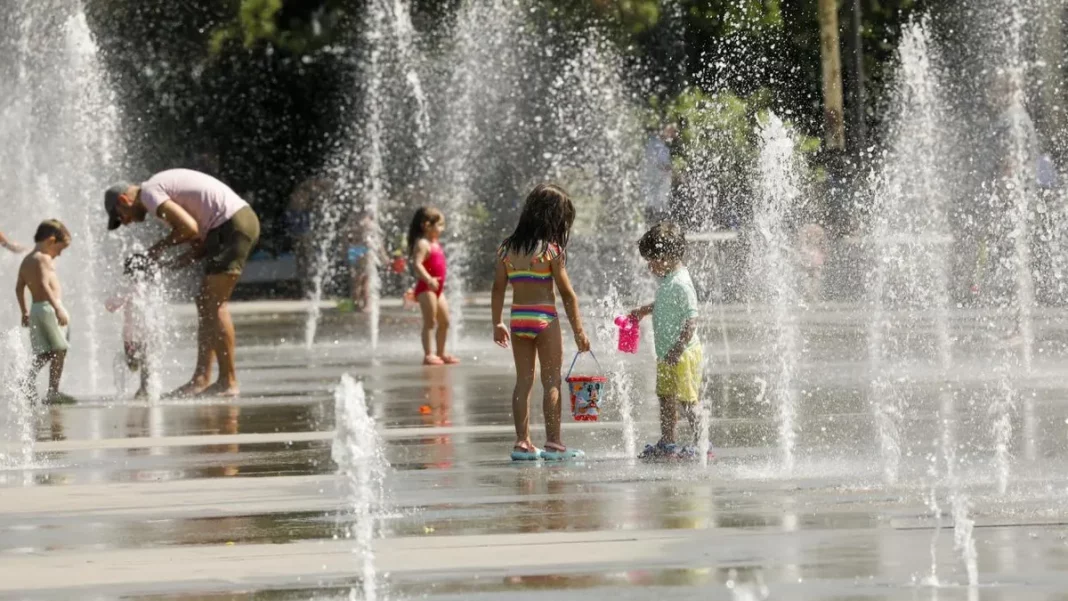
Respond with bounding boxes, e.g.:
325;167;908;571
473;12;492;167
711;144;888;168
540;442;585;461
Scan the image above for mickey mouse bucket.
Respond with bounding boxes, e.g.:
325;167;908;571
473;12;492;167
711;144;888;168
565;351;606;421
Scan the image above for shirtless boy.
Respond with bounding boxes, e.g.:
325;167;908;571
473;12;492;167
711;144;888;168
15;220;74;405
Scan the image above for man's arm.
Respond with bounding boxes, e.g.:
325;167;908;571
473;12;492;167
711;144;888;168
146;200;200;259
167;243;205;270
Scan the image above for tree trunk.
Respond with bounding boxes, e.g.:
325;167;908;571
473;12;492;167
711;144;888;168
1036;0;1065;157
848;0;866;156
818;0;845;151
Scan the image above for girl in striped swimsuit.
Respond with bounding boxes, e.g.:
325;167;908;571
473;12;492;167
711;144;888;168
491;184;591;461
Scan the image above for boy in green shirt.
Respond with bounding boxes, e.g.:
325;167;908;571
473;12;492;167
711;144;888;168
628;223;706;459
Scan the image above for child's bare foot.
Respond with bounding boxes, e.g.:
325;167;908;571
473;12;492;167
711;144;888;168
423;355;444;366
510;439;540;461
200;381;240;398
441;355;460;365
163;379;210;399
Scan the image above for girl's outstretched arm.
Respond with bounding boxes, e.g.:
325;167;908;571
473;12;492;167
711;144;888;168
410;239;439;291
491;260;510;348
551;255;590;352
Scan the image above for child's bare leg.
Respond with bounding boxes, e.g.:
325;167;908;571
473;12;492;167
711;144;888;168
417;291;439;359
20;355;47;401
360;273;370;311
511;337;537;447
659;395;678;444
47;350;66;396
350;263;361;304
136;360;150;399
681;402;699;445
435;294;451;357
535;319;564;446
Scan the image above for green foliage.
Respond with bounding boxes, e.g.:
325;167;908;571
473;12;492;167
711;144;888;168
664;87;817;171
685;0;783;36
210;0;346;54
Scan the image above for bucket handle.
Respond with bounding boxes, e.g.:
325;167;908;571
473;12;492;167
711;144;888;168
566;350;603;379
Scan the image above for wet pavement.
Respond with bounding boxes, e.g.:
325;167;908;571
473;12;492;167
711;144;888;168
4;300;1068;600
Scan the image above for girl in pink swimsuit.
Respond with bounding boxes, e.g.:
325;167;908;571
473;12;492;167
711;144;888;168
408;207;459;365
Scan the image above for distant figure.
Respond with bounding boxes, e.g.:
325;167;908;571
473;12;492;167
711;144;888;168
15;220;74;405
105;169;260;398
641;123;678;224
798;223;829;302
492;184;590;461
0;229;25;253
408;207;458;365
105;254;159;399
629;223;706;461
287;176;329;292
344;210;376;312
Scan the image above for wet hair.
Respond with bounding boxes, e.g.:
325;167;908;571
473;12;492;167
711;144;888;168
501;183;575;256
34;219;71;243
406;206;444;257
638;222;686;262
123;253;158;281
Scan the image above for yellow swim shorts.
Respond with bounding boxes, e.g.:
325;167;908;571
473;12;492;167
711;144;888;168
655;343;703;403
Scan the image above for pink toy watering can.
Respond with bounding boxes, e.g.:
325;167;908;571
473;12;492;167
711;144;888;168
614;315;640;354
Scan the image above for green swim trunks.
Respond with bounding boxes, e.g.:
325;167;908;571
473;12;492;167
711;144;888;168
29;301;69;355
203;206;261;276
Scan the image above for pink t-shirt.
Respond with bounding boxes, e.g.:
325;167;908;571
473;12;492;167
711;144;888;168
140;169;248;239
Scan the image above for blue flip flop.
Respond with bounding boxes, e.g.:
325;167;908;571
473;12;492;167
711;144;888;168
540;444;585;461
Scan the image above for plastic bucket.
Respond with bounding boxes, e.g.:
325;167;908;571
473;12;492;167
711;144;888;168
614;315;640;353
567;375;606;421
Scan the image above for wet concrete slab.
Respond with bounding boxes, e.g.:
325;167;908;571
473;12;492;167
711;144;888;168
5;301;1068;599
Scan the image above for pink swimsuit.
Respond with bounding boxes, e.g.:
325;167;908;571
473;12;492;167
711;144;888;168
414;241;447;297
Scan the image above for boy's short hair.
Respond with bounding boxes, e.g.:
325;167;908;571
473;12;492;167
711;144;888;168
34;219;71;243
638;222;686;262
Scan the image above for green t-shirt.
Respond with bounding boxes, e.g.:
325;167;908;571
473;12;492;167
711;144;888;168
652;266;700;361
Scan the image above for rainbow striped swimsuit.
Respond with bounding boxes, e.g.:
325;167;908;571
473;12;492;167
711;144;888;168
500;242;562;339
510;304;558;339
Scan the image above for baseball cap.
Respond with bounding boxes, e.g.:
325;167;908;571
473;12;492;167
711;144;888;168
104;182;134;230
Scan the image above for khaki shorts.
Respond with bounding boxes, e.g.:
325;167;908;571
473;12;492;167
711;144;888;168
29;302;69;355
203;207;260;276
656;343;703;404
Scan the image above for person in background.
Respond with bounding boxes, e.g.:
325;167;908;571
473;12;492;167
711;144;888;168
342;210;378;312
0;229;25;253
641;123;678;224
286;177;327;294
798;222;829;302
408;207;458;365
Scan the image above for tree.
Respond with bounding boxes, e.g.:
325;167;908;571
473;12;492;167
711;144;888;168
818;0;845;150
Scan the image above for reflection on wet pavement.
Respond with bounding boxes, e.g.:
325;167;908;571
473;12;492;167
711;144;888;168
7;308;1068;599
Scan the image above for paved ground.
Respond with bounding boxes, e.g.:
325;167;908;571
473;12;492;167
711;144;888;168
3;299;1068;600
